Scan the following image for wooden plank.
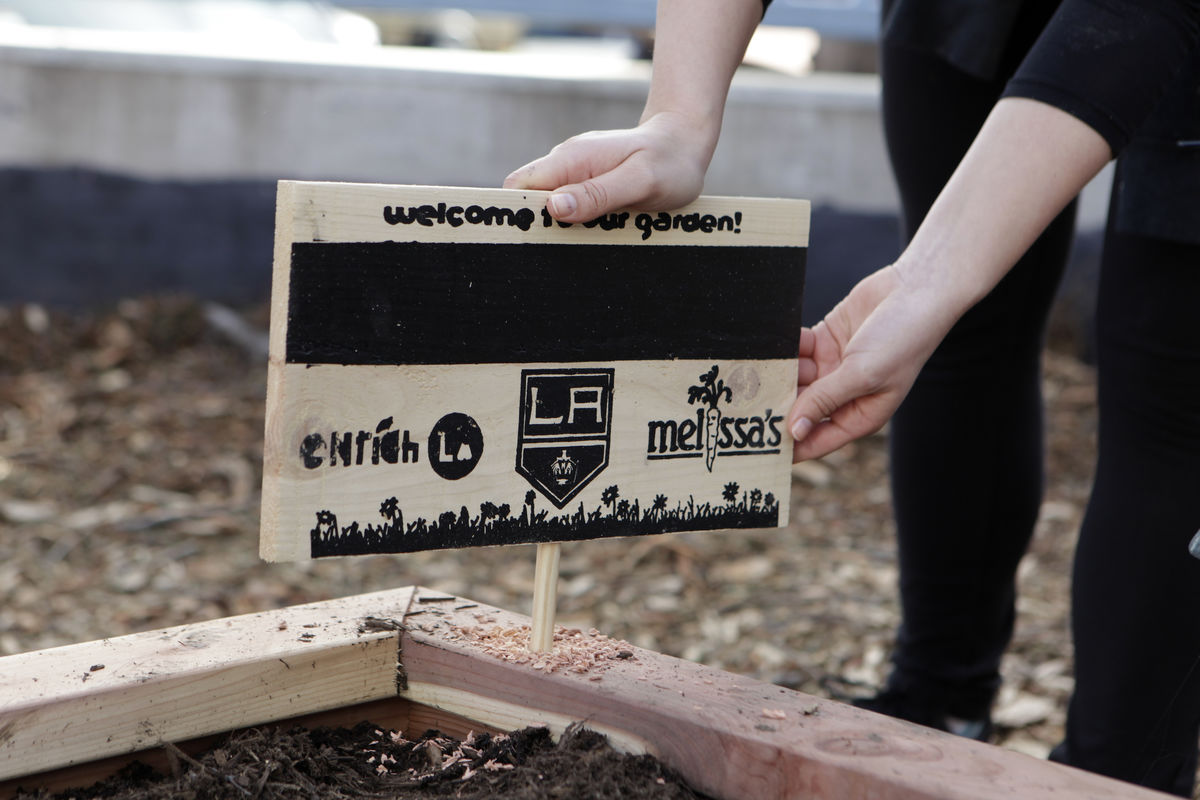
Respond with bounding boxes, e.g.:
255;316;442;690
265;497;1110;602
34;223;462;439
0;586;417;783
0;697;405;799
279;182;810;248
398;593;1174;800
261;181;810;562
2;587;1171;799
0;695;497;799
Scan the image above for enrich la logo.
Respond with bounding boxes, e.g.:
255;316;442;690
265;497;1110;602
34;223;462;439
516;368;614;508
647;365;786;471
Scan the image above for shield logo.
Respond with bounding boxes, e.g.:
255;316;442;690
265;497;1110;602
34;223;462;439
516;368;614;508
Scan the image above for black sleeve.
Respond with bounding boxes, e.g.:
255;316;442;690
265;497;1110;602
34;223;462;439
1003;0;1200;154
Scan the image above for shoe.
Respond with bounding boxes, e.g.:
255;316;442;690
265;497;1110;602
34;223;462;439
852;687;993;742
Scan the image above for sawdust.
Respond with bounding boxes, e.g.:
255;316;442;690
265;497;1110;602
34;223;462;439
402;601;639;676
441;621;637;675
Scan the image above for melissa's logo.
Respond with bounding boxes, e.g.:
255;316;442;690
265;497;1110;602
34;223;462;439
516;368;613;508
647;365;785;470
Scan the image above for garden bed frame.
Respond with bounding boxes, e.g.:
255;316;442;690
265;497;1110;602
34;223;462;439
0;587;1169;799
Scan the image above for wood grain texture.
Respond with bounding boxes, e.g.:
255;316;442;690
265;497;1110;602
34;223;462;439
281;181;810;248
0;696;403;799
262;181;809;562
399;594;1175;800
263;359;796;562
0;694;498;799
530;541;560;653
0;587;417;783
0;587;1174;799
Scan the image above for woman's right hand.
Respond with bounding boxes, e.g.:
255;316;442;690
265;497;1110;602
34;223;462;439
502;110;717;223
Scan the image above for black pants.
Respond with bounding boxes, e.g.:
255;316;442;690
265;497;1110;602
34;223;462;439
882;42;1200;796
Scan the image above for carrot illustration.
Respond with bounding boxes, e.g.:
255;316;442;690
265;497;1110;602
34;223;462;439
688;365;733;471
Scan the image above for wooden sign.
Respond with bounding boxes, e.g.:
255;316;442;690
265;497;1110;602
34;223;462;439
260;182;808;561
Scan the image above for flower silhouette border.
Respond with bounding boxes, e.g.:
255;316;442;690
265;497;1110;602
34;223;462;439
310;483;779;557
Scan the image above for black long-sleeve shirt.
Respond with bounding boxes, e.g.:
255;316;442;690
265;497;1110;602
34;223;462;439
761;0;1200;153
762;0;1200;242
1001;0;1200;154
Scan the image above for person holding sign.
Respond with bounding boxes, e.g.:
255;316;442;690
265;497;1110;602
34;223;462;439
505;0;1200;794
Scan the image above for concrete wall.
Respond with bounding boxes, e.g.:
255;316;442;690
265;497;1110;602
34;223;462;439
0;26;1107;336
0;27;895;208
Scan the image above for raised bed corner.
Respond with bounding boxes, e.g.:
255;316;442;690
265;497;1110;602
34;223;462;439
0;587;1170;799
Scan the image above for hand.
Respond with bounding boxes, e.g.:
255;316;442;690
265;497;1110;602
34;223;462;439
502;111;717;222
788;266;955;461
503;0;762;221
786;98;1113;462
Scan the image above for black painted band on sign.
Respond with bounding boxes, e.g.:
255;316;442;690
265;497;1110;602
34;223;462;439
285;242;805;365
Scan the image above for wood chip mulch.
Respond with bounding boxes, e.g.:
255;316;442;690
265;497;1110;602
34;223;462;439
0;296;1097;765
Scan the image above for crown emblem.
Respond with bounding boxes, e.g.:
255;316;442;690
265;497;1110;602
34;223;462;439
517;368;613;509
550;450;578;486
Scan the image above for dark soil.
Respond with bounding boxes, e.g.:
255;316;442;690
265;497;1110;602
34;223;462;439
17;724;710;800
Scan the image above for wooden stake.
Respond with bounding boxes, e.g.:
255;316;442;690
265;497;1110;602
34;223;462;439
530;542;560;653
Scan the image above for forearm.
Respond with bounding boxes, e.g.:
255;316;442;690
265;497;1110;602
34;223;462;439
786;98;1111;459
639;0;763;162
503;0;760;217
894;97;1111;334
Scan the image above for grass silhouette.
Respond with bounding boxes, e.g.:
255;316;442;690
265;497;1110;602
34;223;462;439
310;485;779;557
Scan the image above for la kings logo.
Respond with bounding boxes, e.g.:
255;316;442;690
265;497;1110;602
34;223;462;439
516;368;613;508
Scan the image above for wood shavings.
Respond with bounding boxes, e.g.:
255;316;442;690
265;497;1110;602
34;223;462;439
423;740;443;769
439;620;637;675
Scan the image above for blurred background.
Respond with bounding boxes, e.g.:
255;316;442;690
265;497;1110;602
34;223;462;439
0;0;1104;761
0;0;1108;332
1;0;902;320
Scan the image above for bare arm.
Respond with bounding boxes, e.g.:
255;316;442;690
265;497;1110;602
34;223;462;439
503;0;761;221
788;97;1111;460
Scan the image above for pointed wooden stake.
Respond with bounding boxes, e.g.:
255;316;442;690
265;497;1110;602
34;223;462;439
530;542;561;652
